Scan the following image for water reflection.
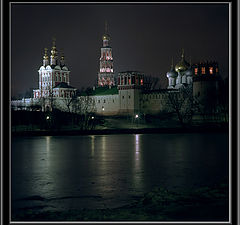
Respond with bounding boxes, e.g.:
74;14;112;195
12;133;229;211
133;134;143;190
90;135;95;157
135;134;140;160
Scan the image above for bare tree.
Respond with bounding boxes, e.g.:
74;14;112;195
72;95;96;130
62;96;75;113
167;85;193;126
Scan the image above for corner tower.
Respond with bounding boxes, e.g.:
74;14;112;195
98;21;115;87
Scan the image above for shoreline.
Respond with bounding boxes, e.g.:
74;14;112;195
12;124;228;137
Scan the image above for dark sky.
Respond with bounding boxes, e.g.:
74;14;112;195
11;3;229;97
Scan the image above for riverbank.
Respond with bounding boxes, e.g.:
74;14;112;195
12;182;229;221
12;122;228;136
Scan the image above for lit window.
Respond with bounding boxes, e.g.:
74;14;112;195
201;67;206;74
216;68;219;73
128;78;131;84
209;67;213;74
194;68;198;75
140;79;143;85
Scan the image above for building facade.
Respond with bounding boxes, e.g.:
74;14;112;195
33;39;77;100
11;30;221;117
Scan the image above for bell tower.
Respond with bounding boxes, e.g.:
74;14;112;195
97;21;115;87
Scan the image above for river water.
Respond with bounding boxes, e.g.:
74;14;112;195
11;133;229;213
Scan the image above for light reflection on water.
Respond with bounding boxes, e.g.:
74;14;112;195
91;135;95;157
133;134;143;190
12;133;228;211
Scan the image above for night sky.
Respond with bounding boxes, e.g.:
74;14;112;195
11;3;229;97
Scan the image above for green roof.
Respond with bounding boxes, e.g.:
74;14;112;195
92;86;119;96
78;86;119;96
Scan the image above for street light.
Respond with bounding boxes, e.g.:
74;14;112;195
135;114;139;119
46;116;50;120
91;116;95;119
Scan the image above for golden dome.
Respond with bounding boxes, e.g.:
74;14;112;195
102;34;110;41
175;60;189;72
43;48;48;60
175;49;190;72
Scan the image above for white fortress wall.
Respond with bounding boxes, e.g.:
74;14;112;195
92;94;120;115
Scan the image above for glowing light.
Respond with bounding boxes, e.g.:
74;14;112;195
91;116;95;119
209;67;213;74
46;116;50;120
135;114;139;118
201;67;206;74
194;68;198;75
102;107;105;111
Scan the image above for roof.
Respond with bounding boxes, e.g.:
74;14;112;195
118;71;143;75
54;82;75;89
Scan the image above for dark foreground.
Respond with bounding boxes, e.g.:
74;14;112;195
12;182;228;221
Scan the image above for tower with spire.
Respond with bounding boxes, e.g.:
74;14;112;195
97;21;115;87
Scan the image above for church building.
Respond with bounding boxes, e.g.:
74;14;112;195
33;38;77;100
11;24;222;117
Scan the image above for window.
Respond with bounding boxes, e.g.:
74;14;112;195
201;67;206;74
194;68;198;75
129;96;131;99
132;76;135;84
209;67;213;74
140;79;143;85
98;100;100;103
216;68;219;73
122;96;124;99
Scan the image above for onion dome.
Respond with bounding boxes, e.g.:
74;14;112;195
102;21;110;41
167;58;177;78
51;37;58;58
43;48;48;60
185;67;193;76
175;49;190;72
102;33;110;41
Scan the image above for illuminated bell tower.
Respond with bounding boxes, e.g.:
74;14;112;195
98;21;115;87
